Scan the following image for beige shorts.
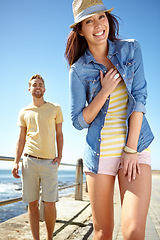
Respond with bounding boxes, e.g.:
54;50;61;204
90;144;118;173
22;156;58;203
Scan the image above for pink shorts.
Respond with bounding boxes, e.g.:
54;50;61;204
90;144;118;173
84;150;151;176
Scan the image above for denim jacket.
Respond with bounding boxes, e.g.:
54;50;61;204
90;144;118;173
69;39;154;174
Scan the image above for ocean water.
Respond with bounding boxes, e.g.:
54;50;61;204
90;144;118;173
0;168;82;223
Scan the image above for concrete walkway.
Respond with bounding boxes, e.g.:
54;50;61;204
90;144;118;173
0;173;159;240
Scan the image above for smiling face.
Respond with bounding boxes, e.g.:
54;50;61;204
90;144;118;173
29;78;46;99
80;12;109;49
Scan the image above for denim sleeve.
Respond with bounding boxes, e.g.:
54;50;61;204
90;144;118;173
69;67;90;130
132;40;147;114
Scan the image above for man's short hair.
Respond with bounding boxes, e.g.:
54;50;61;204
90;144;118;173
29;74;45;87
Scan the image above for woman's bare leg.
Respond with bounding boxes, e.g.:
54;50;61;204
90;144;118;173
118;164;152;240
86;172;115;240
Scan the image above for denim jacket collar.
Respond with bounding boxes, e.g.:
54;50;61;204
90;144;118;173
84;39;118;64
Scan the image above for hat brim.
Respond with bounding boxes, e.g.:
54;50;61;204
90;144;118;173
69;7;114;29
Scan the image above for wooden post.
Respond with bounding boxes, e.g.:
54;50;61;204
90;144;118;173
85;181;88;193
75;158;83;200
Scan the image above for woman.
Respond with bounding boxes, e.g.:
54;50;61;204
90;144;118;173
65;0;154;239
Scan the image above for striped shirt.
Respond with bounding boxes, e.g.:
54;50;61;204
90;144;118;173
100;80;128;158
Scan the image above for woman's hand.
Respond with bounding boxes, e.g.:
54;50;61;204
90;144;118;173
83;68;122;124
100;68;122;97
121;151;141;182
121;112;143;182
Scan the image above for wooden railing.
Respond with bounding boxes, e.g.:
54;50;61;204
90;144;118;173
0;156;84;207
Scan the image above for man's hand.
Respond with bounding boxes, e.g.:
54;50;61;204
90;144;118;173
52;157;61;167
12;162;20;178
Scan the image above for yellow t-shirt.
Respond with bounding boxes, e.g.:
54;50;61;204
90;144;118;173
18;102;64;159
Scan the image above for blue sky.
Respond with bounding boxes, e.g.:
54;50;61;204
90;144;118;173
0;0;160;170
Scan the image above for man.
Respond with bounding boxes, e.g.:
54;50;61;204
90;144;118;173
12;74;63;240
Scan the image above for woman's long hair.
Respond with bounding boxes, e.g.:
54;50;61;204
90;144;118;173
65;13;121;66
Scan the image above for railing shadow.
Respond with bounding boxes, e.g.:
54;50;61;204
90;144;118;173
53;203;90;237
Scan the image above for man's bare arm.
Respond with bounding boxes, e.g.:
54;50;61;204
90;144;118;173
12;126;27;178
